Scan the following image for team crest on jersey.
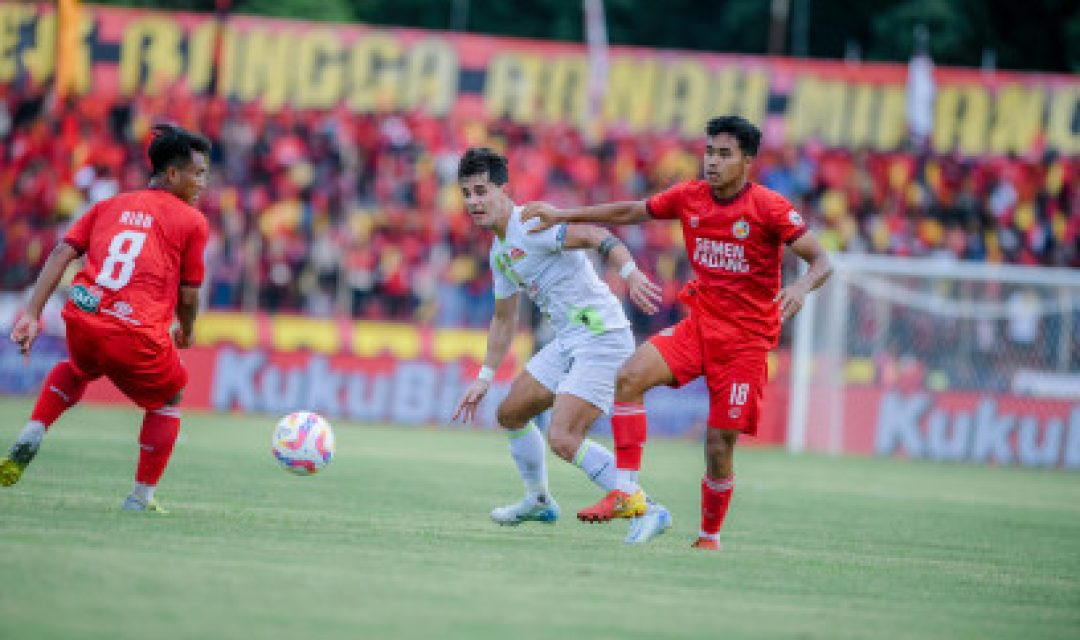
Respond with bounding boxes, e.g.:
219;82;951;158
788;210;803;226
729;407;742;419
508;247;526;262
689;215;700;228
732;219;750;239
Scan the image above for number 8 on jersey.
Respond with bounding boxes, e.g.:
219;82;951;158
95;230;147;291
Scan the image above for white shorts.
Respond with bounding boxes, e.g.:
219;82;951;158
525;327;635;415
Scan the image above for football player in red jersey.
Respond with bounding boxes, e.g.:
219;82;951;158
523;116;833;548
2;124;211;513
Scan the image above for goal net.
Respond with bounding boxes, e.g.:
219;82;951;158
787;254;1080;469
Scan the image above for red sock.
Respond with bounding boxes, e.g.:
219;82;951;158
701;474;735;536
136;406;181;486
31;361;90;428
611;401;647;471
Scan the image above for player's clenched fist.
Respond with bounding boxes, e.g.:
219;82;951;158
10;315;41;355
453;379;490;423
172;325;194;349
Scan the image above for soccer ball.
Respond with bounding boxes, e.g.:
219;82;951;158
272;411;335;475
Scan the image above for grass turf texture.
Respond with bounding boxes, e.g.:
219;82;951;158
0;398;1078;639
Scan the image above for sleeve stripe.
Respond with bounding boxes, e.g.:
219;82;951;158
63;238;86;256
785;226;809;245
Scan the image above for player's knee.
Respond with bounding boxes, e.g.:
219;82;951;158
704;438;728;461
546;428;579;462
705;429;737;460
615;366;645;401
496;401;527;430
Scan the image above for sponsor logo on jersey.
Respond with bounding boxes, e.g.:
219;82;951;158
729;407;742;419
102;299;142;325
70;284;101;313
508;247;526;262
692;238;750;273
689;215;700;228
788;209;803;226
732;219;750;239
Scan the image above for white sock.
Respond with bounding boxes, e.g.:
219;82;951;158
506;421;549;500
698;530;721;541
573;439;617;492
132;482;155;503
615;469;640;494
16;421;46;448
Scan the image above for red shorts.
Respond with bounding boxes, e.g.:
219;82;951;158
649;313;768;435
64;314;187;410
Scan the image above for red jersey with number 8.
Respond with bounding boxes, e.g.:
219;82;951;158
646;180;807;349
62;189;209;348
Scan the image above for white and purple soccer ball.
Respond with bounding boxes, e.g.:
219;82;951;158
272;411;335;476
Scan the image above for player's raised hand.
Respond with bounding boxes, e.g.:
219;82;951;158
774;284;808;323
626;270;663;315
520;202;563;233
10;315;41;357
453;379;491;423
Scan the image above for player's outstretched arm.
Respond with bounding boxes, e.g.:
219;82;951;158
10;242;79;355
561;225;662;315
173;285;200;348
453;293;520;423
775;231;833;323
521;200;650;233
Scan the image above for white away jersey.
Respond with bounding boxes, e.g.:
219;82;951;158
489;206;629;340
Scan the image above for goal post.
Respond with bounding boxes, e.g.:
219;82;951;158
787;254;1080;469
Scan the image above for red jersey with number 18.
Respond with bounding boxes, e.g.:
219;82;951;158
646;180;807;349
62;189;209;348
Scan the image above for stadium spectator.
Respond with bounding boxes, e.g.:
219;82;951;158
1;86;1077;339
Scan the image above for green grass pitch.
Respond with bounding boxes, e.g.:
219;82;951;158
0;398;1077;639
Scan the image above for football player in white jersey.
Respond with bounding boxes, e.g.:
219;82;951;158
451;148;669;538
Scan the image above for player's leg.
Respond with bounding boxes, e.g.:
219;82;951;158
546;393;615;493
1;318;101;486
489;365;558;525
579;317;701;523
694;428;739;550
545;329;629;499
110;345;187;513
0;360;94;486
121;392;183;513
575;343;674;522
693;350;767;550
610;343;676;493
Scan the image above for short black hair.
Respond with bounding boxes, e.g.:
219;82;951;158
705;116;762;157
148;123;211;176
457;147;509;185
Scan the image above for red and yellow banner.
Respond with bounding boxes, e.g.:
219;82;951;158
1;3;1077;156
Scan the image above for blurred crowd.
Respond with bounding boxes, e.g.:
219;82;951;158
1;86;1078;343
